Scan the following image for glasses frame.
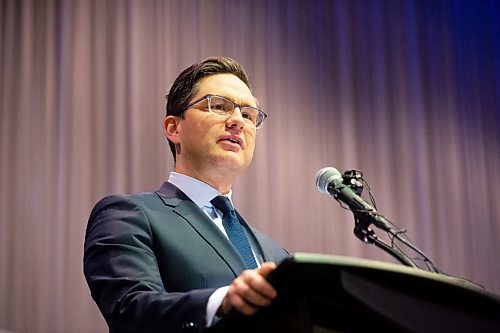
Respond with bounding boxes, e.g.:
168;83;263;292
182;94;268;129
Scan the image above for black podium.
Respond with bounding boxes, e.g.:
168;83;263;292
212;253;500;332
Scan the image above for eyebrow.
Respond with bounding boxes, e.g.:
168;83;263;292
216;94;259;108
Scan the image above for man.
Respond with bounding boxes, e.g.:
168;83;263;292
83;57;289;332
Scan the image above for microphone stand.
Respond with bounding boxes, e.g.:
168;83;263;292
326;169;440;273
352;210;440;273
352;211;418;268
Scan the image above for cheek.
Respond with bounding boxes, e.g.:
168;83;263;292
187;121;213;143
246;133;257;154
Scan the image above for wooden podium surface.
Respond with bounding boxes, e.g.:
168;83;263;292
212;253;500;333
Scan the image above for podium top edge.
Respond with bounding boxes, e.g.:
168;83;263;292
290;252;489;294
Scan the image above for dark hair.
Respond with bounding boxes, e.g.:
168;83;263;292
165;57;252;161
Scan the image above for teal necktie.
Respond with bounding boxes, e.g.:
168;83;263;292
211;196;258;269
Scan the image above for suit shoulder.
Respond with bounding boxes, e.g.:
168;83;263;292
87;192;166;234
91;191;166;214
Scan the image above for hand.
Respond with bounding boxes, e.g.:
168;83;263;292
217;262;277;316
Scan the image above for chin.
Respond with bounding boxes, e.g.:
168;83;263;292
214;154;250;171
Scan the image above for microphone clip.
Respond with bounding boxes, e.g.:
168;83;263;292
340;169;364;196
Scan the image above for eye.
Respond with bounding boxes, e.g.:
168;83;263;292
210;97;232;113
241;108;257;123
212;103;227;111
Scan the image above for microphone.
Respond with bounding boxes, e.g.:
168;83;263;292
316;167;441;272
316;167;391;231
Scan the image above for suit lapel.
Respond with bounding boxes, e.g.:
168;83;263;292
156;182;247;276
236;211;273;263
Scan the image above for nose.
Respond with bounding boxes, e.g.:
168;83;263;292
225;107;246;130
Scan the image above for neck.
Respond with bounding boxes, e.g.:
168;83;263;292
174;165;236;195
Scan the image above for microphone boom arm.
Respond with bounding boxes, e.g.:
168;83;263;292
352;211;418;268
352;209;440;273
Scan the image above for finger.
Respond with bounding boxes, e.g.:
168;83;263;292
219;265;279;317
235;271;276;303
235;274;274;305
245;270;277;299
225;290;259;316
257;262;277;277
222;281;264;316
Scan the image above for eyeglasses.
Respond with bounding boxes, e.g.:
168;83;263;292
183;94;268;129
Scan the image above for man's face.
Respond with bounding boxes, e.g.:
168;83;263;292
171;73;258;180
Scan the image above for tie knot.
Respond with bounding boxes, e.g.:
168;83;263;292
210;195;234;215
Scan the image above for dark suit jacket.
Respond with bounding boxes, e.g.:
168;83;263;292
83;182;289;332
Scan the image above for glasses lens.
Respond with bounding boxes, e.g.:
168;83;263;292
255;111;267;129
255;113;264;128
240;107;260;127
208;95;266;129
208;96;233;115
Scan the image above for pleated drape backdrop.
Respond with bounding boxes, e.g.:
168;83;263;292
1;0;499;332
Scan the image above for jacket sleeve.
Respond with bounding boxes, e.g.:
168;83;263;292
83;195;215;332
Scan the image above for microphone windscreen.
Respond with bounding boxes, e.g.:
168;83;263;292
315;167;342;193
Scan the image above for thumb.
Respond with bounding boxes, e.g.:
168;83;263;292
257;262;277;277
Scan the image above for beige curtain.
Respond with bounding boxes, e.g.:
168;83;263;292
1;0;499;332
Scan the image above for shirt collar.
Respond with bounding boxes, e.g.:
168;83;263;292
168;172;233;208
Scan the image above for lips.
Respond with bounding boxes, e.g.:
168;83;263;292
217;135;245;149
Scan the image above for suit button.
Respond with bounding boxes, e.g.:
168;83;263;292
181;321;199;331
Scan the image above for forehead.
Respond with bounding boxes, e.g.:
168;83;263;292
195;74;256;105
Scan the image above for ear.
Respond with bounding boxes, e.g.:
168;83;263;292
163;115;181;144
